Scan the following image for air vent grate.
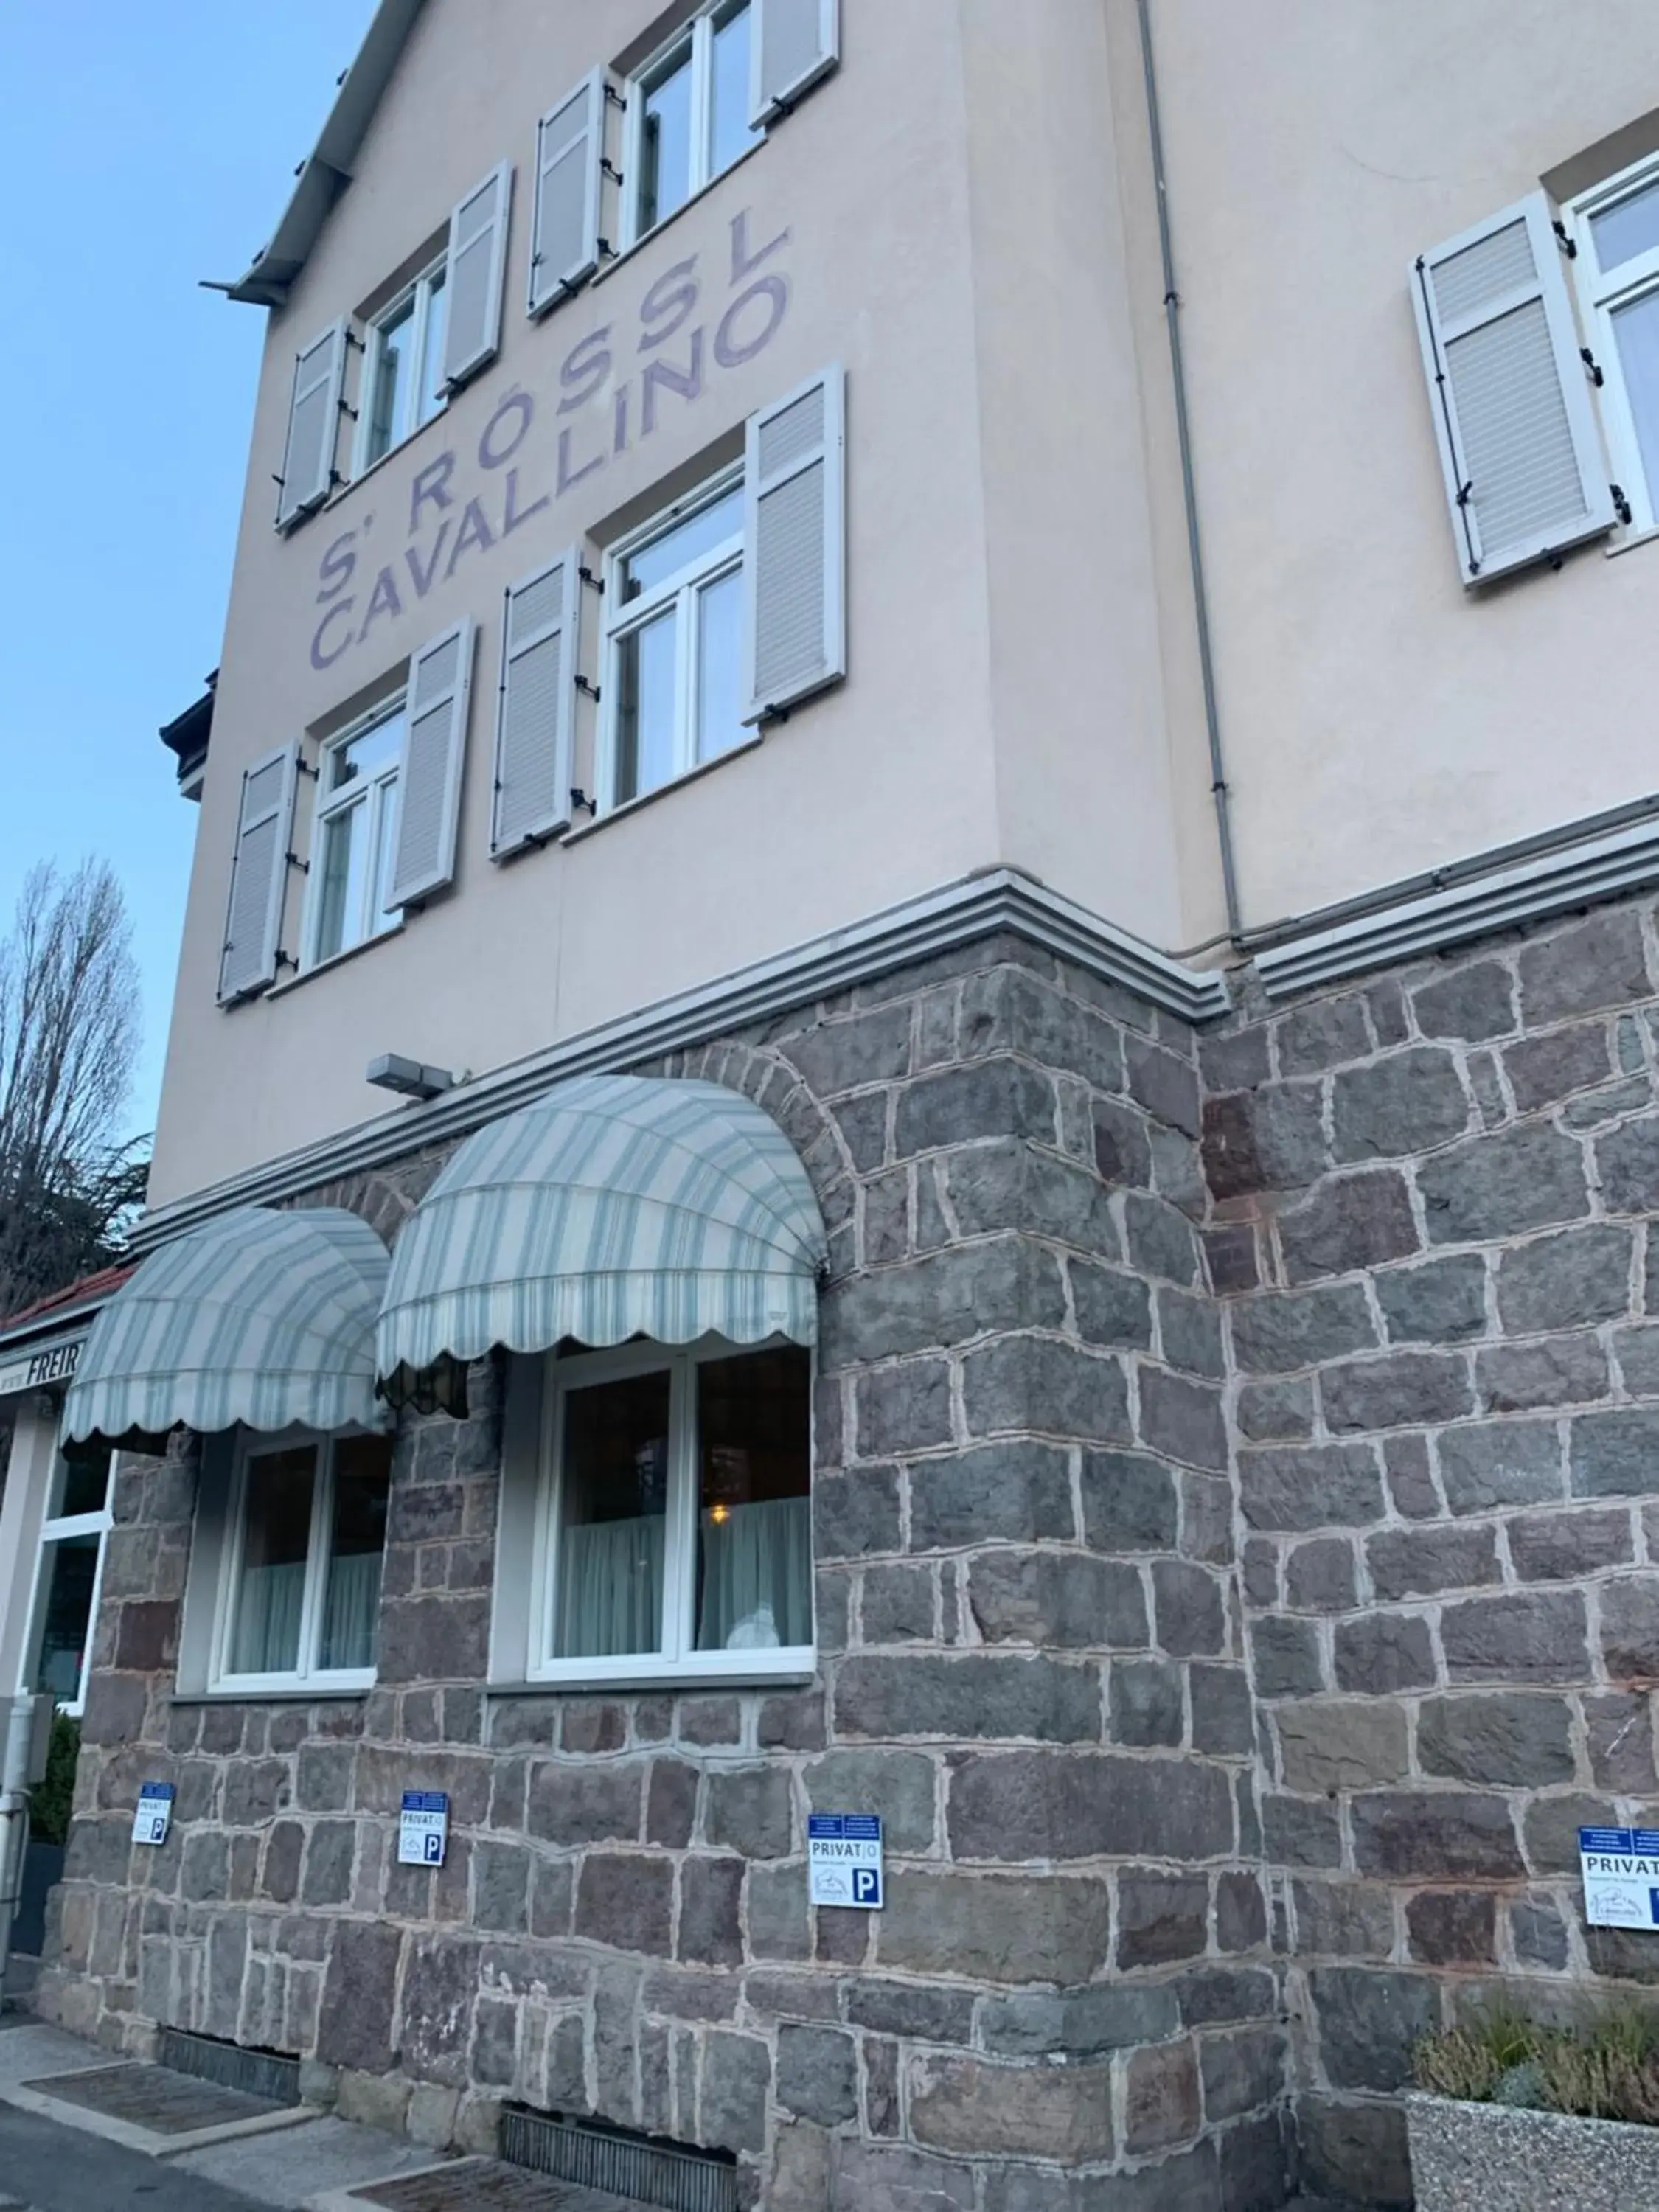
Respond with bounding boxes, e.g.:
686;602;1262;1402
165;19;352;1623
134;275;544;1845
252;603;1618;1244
501;2109;737;2212
157;2027;301;2107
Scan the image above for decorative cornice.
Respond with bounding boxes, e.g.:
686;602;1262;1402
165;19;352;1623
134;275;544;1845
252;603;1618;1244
131;869;1229;1253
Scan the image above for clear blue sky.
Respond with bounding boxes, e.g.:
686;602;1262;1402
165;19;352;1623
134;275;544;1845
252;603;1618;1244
0;2;378;1143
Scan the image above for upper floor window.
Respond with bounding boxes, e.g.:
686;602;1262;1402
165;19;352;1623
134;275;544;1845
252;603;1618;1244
359;257;449;473
1567;156;1659;535
602;469;746;809
307;701;405;966
625;1;762;246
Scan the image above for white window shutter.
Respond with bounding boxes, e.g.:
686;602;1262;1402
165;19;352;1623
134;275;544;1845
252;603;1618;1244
750;0;840;127
443;162;512;389
1411;192;1616;584
389;621;476;908
742;364;846;724
528;71;605;316
276;321;346;529
493;552;580;857
218;746;298;1004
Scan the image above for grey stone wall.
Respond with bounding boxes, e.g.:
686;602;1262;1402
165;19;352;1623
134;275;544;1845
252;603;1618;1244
1203;904;1659;2208
38;935;1277;2212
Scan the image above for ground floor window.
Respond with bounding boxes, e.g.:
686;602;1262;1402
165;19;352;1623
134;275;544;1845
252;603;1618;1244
535;1338;812;1683
24;1443;112;1713
214;1432;392;1691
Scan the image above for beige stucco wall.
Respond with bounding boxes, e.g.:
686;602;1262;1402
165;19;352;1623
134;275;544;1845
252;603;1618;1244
152;0;1659;1207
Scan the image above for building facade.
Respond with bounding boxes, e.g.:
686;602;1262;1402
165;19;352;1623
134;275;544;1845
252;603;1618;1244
28;2;1659;2205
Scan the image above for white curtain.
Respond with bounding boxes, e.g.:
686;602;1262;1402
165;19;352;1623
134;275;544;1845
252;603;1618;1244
698;1495;812;1650
319;1551;383;1671
229;1561;307;1675
554;1514;666;1658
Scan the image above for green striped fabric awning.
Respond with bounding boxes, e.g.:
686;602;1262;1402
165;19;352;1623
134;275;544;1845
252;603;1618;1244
377;1075;827;1385
61;1206;390;1447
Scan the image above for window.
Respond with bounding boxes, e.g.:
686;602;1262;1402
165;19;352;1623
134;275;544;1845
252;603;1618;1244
602;470;747;808
1568;155;1659;532
358;259;449;473
625;1;762;246
307;703;405;965
532;1340;812;1683
213;1433;391;1691
23;1445;112;1714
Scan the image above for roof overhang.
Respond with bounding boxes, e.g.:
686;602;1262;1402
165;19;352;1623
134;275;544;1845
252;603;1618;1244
159;673;216;801
222;0;428;308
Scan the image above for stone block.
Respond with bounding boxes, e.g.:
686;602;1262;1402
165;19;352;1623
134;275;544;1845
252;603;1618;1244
1093;1099;1154;1191
1505;1023;1613;1113
1322;1349;1472;1432
748;1863;810;1961
680;1858;744;1967
316;1920;401;2073
1519;907;1652;1023
1440;1589;1589;1683
377;1594;490;1683
1332;1049;1468;1162
1511;1896;1571;1969
1298;2093;1413;2208
1200;1026;1270;1091
1333;1613;1436;1693
1406;1889;1496;1965
1231;1284;1376;1374
1150;1560;1225;1656
1123;1193;1200;1286
1180;1472;1234;1567
1202;2027;1285;2123
1139;1368;1228;1473
645;1760;698;1849
1310;1967;1439;2090
976;1982;1178;2061
1585;1691;1659;1791
1615;1325;1659;1394
815;1466;902;1557
863;1563;936;1644
1205;1223;1261;1295
1293;1879;1394;1960
1251;1617;1325;1700
1071;1262;1152;1351
1478;1334;1610;1411
1367;1523;1498;1601
1418;1124;1589;1245
1276;1700;1409;1793
301;1820;355;1907
1276;994;1372;1075
908;2053;1114;2164
824;1239;1066;1369
1110;1658;1185;1747
878;1870;1110;1984
1418;1692;1575;1786
1237;1380;1315;1441
1125;1033;1200;1135
894;1060;1054;1157
1510;1506;1633;1581
847;1980;976;2043
1571;1406;1659;1498
1497;1225;1634;1335
1241;1442;1386;1540
1523;1792;1612;1875
1079;1449;1178;1551
1384;1434;1440;1520
833;1653;1101;1745
961;1336;1130;1446
1377;1254;1489;1346
1352;1792;1523;1879
908;1443;1075;1551
947;1140;1120;1259
1116;1871;1209;1967
777;2025;859;2126
1439;1419;1563;1514
295;1745;355;1812
1600;1575;1659;1680
700;2030;771;2155
1202;1082;1327;1200
1124;2039;1200;2156
968;1551;1147;1649
706;1767;793;1858
1280;1170;1420;1284
1158;1288;1226;1379
526;1761;642;1848
1413;961;1516;1043
806;1750;936;1854
1598;1115;1659;1214
945;1751;1234;1865
1262;1796;1343;1867
855;1368;953;1461
1285;1537;1357;1612
575;1855;673;1955
1184;1665;1250;1759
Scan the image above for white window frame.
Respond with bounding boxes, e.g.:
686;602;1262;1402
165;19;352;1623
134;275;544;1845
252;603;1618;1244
599;465;745;813
304;698;406;970
528;1335;814;1688
1565;152;1659;534
19;1449;113;1718
208;1428;389;1697
622;0;757;250
354;254;450;478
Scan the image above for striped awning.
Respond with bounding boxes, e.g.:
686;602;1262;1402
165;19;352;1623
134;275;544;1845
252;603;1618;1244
61;1206;390;1447
377;1075;827;1386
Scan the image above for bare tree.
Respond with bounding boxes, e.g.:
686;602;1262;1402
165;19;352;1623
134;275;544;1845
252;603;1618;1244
0;862;142;1316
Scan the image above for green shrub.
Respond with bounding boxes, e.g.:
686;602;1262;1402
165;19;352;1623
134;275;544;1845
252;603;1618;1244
1414;2003;1659;2127
28;1713;80;1848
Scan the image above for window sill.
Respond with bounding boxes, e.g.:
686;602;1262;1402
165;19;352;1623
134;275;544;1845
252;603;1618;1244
487;1660;815;1697
565;732;764;846
1605;523;1659;559
170;1686;372;1706
266;922;405;1000
592;138;767;293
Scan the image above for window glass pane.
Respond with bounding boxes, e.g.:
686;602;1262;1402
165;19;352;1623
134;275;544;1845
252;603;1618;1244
366;295;415;463
332;711;404;790
615;608;679;804
622;487;743;602
711;5;762;177
373;779;403;928
229;1447;316;1676
639;47;694;233
696;566;745;763
420;269;449;425
553;1370;671;1658
29;1534;100;1701
52;1444;111;1521
1613;289;1659;506
314;803;366;963
1592;177;1659;272
695;1348;812;1650
319;1436;390;1671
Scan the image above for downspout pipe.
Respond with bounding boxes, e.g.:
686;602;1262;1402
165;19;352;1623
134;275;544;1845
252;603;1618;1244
1135;0;1243;945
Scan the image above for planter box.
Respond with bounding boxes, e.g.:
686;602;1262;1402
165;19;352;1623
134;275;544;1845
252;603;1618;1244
1406;2089;1659;2210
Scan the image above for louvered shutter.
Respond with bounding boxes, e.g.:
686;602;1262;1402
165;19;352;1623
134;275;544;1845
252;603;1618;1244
750;0;840;127
443;163;512;389
276;322;346;529
1411;192;1616;584
218;746;298;1004
389;622;476;908
493;552;580;856
742;365;846;724
528;71;605;317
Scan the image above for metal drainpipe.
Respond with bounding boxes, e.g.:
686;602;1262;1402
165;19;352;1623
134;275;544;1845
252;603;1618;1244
0;1694;39;1992
1135;0;1243;945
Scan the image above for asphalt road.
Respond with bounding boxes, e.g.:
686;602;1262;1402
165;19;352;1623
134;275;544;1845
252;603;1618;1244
0;2101;264;2212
